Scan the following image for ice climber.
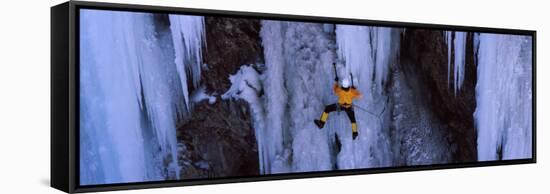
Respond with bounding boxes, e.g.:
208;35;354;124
314;63;362;140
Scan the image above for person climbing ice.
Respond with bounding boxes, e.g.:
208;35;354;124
314;63;362;140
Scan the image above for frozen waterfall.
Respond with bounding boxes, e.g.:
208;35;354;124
79;10;205;185
222;21;402;174
80;10;533;183
335;24;400;168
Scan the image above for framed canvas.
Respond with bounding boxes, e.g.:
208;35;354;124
51;1;536;193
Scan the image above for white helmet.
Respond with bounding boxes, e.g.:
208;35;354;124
341;78;351;89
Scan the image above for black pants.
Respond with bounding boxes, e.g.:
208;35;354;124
323;103;356;123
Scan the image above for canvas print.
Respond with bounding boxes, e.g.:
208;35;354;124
79;8;533;185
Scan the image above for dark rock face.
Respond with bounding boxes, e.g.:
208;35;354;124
202;17;264;94
177;100;259;179
399;29;477;162
175;17;264;179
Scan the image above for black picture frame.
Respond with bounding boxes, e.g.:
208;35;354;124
51;1;536;193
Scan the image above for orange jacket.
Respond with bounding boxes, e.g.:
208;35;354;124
333;83;361;107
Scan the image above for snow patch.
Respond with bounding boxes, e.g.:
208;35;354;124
191;86;217;104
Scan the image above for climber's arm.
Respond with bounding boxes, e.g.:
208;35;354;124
333;83;341;94
352;88;362;98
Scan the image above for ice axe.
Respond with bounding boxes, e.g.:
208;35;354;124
350;73;355;88
332;62;338;82
332;63;343;114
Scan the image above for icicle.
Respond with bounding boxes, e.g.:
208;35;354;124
169;15;206;111
445;31;467;95
473;32;480;65
453;32;467;95
374;27;393;88
446;31;452;89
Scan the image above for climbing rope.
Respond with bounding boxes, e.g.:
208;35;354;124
352;96;390;128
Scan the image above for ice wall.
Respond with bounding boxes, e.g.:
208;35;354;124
335;25;399;168
336;25;375;92
475;33;532;161
80;10;205;185
280;22;334;172
259;21;288;173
